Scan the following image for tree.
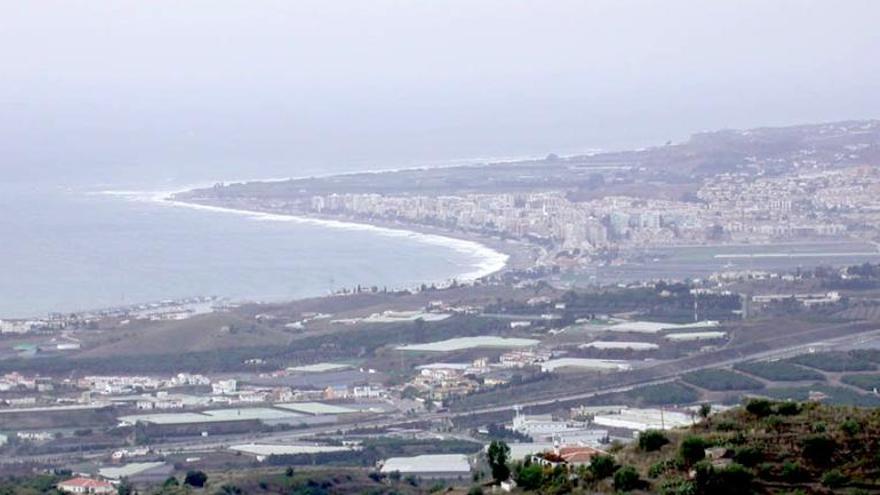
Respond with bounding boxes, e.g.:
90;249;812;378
487;440;511;482
514;464;544;490
117;479;134;495
613;466;641;492
163;477;179;487
698;403;712;420
184;470;208;488
285;466;295;477
639;430;670;452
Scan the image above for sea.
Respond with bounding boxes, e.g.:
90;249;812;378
0;170;512;319
5;136;879;319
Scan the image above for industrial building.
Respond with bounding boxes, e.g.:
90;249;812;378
380;454;471;479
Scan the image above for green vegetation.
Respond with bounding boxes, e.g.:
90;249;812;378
638;430;670;452
621;382;700;406
762;384;880;406
201;467;424;495
841;373;880;391
0;314;509;375
734;360;824;381
681;369;764;391
183;470;207;488
588;454;618;479
850;349;880;364
487;440;511;483
612;465;642;492
556;283;741;322
678;436;708;465
788;351;876;372
609;400;880;494
692;461;753;495
0;475;62;495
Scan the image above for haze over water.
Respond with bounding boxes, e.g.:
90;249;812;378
2;1;880;317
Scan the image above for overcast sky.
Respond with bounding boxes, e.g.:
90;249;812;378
2;0;879;184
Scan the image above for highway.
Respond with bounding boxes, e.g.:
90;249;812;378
3;323;878;466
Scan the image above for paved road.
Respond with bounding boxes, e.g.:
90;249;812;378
4;323;878;465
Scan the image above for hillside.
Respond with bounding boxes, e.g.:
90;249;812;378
512;400;880;494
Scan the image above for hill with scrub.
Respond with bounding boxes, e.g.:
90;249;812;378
504;399;880;494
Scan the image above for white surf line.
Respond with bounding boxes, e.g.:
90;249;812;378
97;187;509;284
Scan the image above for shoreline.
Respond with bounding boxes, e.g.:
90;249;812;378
2;187;522;320
157;192;521;285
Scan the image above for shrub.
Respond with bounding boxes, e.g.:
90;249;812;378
821;469;849;488
715;420;739;432
649;461;668;479
679;436;708;465
639;430;670;452
782;461;807;482
763;416;784;431
802;435;836;465
757;462;775;480
659;477;696;495
613;466;641;492
774;401;801;416
184;470;208;488
733;446;763;467
694;461;753;495
588;454;617;479
745;398;773;417
841;419;862;436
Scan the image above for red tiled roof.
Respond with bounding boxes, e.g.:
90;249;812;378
558;446;606;464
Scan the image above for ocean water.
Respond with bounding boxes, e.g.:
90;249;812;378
0;182;504;318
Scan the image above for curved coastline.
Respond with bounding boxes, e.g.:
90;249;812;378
145;189;511;285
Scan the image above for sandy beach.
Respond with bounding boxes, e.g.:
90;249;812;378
155;190;529;285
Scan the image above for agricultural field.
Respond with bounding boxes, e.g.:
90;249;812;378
761;384;880;407
840;373;880;392
681;369;765;391
617;382;701;407
787;351;877;372
734;360;824;382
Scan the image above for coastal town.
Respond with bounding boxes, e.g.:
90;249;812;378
178;121;880;276
4;121;880;493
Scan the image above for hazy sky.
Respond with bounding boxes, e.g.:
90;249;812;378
2;0;879;185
